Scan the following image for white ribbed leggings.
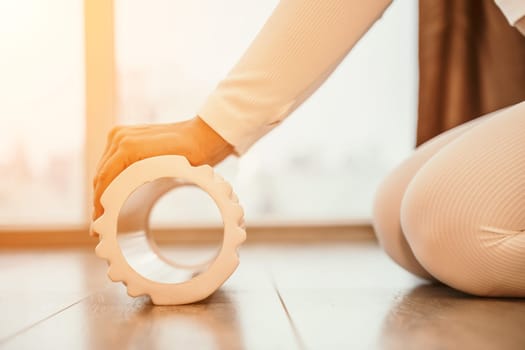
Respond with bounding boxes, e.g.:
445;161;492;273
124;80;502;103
373;101;525;297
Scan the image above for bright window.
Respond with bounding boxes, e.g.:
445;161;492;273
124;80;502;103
0;1;418;227
0;0;85;225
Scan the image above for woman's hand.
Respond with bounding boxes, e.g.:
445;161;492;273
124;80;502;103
92;116;233;225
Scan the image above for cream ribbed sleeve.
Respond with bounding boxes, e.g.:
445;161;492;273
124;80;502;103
197;0;392;154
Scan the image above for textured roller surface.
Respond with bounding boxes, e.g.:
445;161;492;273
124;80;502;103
92;155;246;305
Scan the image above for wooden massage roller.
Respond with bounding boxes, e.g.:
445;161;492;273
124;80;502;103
91;155;246;305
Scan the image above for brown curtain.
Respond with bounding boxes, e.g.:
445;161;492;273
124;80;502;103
417;0;525;146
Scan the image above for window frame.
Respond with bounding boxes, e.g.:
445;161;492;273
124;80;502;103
0;0;115;235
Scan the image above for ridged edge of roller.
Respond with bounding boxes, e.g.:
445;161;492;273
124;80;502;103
92;155;246;304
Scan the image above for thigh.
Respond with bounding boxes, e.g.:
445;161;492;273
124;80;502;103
400;101;525;296
373;114;493;278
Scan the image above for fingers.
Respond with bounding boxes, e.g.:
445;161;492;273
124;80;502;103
91;122;188;222
92;131;159;220
92;148;130;220
94;126;124;177
94;124;176;181
94;125;149;182
92;127;156;220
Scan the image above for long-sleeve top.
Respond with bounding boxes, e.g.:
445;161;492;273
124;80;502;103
197;0;525;155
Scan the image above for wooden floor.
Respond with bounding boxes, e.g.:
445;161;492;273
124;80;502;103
1;236;525;349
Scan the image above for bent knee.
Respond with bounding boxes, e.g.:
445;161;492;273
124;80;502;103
400;178;525;297
373;176;433;279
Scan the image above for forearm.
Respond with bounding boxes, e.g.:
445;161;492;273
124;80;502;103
198;0;392;154
191;116;234;165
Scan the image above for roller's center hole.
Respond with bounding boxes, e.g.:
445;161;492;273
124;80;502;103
116;177;223;284
148;183;223;268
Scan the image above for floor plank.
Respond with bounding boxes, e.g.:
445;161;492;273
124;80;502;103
0;245;298;350
2;239;525;349
2;286;298;350
266;240;525;350
0;248;109;342
277;287;409;349
266;241;420;289
380;285;525;350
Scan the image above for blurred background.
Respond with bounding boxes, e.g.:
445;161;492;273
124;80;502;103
0;0;418;229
